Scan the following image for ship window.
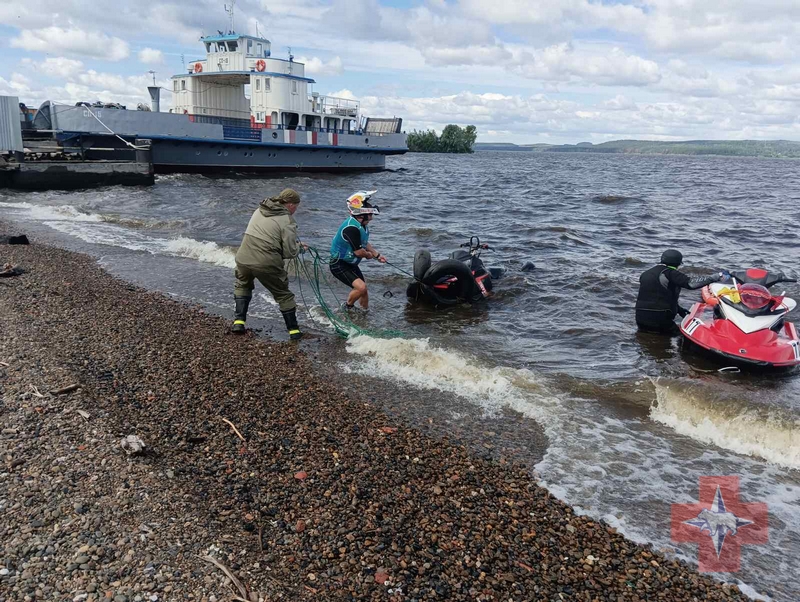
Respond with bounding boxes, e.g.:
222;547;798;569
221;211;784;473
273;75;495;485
228;41;238;51
205;43;211;53
292;81;297;94
257;43;262;56
247;40;252;54
218;43;226;52
173;80;178;92
181;79;186;91
264;78;271;91
255;78;261;92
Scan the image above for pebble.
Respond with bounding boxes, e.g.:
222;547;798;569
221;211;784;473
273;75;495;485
0;231;758;602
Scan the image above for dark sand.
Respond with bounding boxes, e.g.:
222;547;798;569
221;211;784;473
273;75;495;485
0;225;753;601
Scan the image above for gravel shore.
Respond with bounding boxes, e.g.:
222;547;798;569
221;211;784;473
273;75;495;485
0;226;754;601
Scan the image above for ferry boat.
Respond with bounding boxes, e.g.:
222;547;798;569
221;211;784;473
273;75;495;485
29;31;407;173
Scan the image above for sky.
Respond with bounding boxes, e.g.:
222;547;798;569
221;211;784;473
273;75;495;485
1;0;799;144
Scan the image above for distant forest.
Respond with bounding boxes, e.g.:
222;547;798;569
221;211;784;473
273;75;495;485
474;140;800;158
407;125;477;153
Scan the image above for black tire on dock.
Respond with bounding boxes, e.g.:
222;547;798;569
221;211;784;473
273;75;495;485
413;249;432;281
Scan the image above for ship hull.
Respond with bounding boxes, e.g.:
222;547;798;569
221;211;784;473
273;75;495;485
38;103;406;176
149;138;388;173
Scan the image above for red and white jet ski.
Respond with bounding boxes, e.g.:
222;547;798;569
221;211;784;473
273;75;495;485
680;269;800;368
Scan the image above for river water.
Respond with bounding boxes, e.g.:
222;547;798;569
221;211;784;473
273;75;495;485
2;152;799;600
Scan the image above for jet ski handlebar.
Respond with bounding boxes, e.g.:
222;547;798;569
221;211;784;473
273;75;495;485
728;269;797;287
460;236;493;251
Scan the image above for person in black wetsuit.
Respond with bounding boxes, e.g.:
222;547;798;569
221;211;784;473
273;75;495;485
635;249;729;335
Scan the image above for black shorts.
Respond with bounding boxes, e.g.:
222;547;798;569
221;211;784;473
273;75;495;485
330;260;364;288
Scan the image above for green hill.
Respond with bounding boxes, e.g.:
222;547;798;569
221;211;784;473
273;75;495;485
474;140;800;158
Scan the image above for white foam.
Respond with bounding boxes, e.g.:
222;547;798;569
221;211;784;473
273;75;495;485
0;200;237;270
0;201;102;222
163;237;236;269
650;380;800;470
344;335;553;421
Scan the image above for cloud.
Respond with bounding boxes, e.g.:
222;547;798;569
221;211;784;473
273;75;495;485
138;48;164;65
0;73;34;98
421;45;512;67
11;27;130;61
460;0;647;33
512;44;662;87
20;57;85;78
297;56;343;76
355;89;800;144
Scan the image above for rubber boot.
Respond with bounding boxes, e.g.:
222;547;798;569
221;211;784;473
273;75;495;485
231;295;251;334
281;308;303;340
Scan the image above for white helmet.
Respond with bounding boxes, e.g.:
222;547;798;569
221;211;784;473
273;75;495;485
347;190;380;216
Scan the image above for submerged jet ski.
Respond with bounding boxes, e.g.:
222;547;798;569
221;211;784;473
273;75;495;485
406;236;502;307
680;269;800;368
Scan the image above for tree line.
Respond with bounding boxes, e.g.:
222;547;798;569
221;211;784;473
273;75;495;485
407;125;477;153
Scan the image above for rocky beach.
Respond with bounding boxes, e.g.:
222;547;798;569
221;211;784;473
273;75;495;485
0;224;756;601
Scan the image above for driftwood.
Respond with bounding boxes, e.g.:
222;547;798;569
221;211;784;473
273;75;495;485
222;417;246;442
200;555;258;601
50;384;80;395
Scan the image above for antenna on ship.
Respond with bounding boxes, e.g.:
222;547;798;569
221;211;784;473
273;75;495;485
224;0;236;33
180;53;186;71
255;20;260;38
287;46;294;73
148;70;157;87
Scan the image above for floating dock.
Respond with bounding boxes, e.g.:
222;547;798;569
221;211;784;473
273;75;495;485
0;95;154;191
0;159;154;191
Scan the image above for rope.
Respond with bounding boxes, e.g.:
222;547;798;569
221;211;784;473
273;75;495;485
382;258;419;281
292;246;404;340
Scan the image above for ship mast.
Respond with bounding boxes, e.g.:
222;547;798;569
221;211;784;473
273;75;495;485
224;0;236;33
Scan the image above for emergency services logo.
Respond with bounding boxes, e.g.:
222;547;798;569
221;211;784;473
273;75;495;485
671;476;768;572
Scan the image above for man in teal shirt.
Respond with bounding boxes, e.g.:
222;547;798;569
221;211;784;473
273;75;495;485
329;190;387;311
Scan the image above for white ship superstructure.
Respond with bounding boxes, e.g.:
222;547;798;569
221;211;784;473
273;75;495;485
28;29;406;173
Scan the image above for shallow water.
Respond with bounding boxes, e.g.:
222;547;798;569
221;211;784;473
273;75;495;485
3;151;800;600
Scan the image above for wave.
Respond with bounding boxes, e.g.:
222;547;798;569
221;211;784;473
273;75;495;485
592;194;641;205
1;201;238;269
401;227;435;237
162;237;237;268
0;201;102;222
623;256;646;266
1;201;184;230
559;232;590;246
98;215;185;230
344;335;554;422
650;378;800;470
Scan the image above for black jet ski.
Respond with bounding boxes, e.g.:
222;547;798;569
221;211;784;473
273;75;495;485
406;237;501;307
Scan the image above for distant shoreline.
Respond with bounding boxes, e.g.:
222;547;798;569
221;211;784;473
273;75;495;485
475;139;800;158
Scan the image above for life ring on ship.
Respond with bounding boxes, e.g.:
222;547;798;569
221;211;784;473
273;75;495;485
255;59;266;72
194;62;203;73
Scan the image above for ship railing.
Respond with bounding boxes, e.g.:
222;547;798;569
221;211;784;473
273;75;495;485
222;126;262;141
187;113;251;128
252;124;367;135
220;123;403;141
187;106;251;120
307;93;361;116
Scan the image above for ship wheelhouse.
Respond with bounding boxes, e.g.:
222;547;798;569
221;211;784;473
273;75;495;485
171;33;360;134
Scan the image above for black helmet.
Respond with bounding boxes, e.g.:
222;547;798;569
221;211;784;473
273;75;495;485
661;249;683;267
